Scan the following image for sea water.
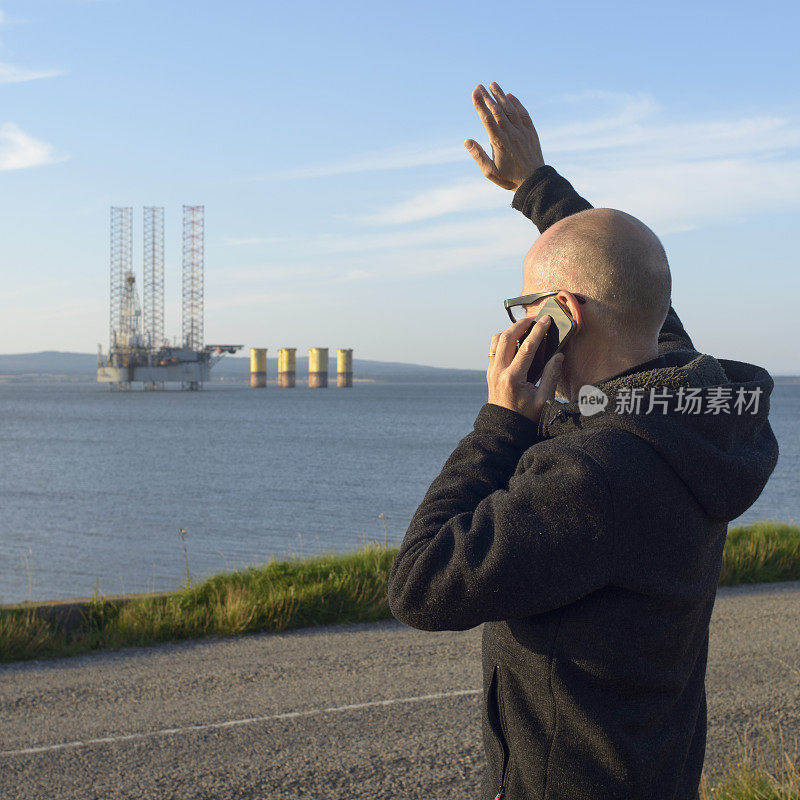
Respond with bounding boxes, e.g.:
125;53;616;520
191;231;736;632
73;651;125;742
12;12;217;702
1;380;797;604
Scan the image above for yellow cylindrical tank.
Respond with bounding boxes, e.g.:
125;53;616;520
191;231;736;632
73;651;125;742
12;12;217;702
337;348;353;388
250;348;267;388
278;347;296;388
308;347;328;388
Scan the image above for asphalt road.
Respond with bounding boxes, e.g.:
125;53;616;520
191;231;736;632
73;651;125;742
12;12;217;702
1;580;799;800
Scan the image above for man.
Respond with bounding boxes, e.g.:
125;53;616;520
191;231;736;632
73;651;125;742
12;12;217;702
386;82;779;800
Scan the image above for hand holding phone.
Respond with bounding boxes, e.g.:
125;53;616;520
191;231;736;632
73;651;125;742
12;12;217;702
516;297;576;384
486;311;566;425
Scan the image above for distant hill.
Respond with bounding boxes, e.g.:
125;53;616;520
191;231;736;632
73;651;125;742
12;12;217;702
0;351;487;384
0;351;797;385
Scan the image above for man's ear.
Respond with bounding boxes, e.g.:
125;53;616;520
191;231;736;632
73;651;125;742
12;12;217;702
557;291;584;332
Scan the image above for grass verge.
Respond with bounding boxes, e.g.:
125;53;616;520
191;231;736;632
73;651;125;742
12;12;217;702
699;722;800;799
718;521;800;586
0;543;396;663
1;520;799;665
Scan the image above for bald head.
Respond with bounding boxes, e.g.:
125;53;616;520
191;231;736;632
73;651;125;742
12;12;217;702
523;208;671;345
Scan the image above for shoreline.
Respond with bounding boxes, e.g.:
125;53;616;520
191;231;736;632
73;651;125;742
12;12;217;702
1;520;798;665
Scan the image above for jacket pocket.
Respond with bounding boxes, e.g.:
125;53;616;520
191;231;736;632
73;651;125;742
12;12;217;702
487;664;510;799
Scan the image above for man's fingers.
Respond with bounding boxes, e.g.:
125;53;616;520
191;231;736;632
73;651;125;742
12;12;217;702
471;86;502;135
488;82;517;124
496;316;543;369
506;93;534;129
478;84;509;130
495;318;533;366
464;139;494;172
471;92;508;156
473;84;510;138
487;333;501;374
508;315;551;377
464;140;516;189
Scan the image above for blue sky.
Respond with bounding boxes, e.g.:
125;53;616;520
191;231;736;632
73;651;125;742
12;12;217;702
1;0;798;371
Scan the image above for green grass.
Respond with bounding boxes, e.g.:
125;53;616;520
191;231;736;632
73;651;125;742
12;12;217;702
0;542;397;663
699;724;800;799
719;521;800;586
1;521;799;665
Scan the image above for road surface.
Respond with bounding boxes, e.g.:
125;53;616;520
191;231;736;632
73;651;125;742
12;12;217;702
1;580;799;799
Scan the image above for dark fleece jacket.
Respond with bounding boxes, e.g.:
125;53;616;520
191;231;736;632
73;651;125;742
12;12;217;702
386;165;779;800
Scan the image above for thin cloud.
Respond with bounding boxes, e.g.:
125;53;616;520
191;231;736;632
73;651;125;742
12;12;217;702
208;264;322;283
205;291;299;311
248;91;661;181
251;91;800;213
320;230;533;281
336;269;371;281
0;63;64;83
3;299;95;320
278;216;534;282
344;90;800;232
250;144;465;181
347;154;800;236
549;116;800;163
360;180;504;226
0;123;66;170
572;158;800;234
207;217;533;286
235;90;800;271
223;236;286;246
547;91;661;140
0;12;65;82
303;215;528;256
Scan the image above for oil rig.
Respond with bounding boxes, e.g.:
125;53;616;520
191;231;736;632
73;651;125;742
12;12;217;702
97;205;242;390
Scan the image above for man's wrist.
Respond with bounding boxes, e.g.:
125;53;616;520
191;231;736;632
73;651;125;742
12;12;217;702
511;165;557;211
511;164;593;234
474;402;541;448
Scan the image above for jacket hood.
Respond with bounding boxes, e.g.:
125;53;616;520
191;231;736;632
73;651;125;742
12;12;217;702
537;349;780;523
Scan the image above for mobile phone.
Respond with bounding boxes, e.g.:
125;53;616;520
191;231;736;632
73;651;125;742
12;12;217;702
517;297;576;384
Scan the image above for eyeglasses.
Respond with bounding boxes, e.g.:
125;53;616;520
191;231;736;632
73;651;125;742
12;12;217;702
503;290;587;323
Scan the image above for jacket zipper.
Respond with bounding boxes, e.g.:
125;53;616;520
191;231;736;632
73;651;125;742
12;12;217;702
493;664;510;800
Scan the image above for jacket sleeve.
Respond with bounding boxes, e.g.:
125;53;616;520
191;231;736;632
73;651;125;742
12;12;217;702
386;403;615;631
511;165;697;355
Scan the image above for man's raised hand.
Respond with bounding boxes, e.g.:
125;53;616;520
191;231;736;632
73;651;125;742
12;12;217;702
464;82;545;191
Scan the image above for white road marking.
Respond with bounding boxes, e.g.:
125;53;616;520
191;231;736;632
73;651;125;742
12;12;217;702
0;688;481;758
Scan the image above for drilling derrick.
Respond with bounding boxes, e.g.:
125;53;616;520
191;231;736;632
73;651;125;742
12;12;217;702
143;207;165;390
182;206;204;348
119;272;144;348
98;204;241;390
181;205;204;390
109;207;132;354
105;207;134;389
